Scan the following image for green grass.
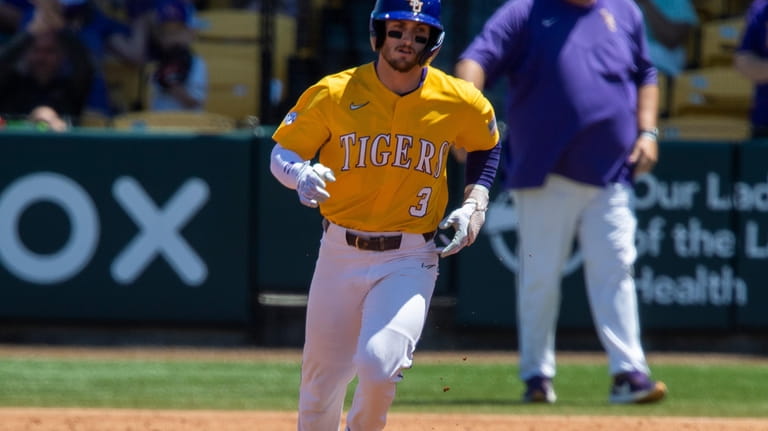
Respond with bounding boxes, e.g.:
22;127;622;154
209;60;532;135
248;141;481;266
0;356;766;417
394;363;768;417
0;358;300;410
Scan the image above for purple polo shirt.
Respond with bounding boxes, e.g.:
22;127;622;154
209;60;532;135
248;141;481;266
737;0;768;128
460;0;656;188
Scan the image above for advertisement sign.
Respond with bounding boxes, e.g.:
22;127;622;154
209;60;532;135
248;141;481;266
736;141;768;328
0;131;253;323
457;140;752;330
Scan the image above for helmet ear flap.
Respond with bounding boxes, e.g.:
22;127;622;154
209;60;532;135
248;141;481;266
418;27;444;66
370;20;386;51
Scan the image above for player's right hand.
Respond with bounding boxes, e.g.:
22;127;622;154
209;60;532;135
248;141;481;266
296;162;336;208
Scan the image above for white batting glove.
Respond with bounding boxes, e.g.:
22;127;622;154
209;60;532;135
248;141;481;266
296;162;336;208
438;200;477;257
466;206;486;244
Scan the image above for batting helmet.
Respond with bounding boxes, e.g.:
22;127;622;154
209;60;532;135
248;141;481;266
369;0;445;66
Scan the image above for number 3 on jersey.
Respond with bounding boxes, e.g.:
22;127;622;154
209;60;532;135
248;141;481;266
409;187;432;217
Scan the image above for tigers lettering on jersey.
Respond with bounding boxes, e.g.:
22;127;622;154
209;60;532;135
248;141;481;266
339;132;450;179
272;63;498;233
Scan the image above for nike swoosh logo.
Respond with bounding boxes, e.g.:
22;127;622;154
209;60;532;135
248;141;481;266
542;18;557;27
349;101;370;110
421;263;437;270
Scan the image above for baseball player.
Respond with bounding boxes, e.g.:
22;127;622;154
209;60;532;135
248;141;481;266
269;1;500;429
456;0;667;404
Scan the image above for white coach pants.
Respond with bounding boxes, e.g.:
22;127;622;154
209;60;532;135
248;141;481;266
297;221;439;431
513;174;650;381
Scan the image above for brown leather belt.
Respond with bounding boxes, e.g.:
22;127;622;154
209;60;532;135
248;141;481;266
345;232;402;251
323;219;435;252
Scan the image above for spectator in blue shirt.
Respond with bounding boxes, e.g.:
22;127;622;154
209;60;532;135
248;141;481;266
0;0;31;36
21;0;149;115
0;0;93;129
148;0;207;111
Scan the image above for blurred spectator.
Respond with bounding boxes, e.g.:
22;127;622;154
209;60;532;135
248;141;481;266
123;0;156;21
635;0;698;77
29;105;69;131
178;0;203;29
20;0;149;116
0;1;94;130
734;0;768;138
0;0;30;36
240;0;297;16
148;0;207;111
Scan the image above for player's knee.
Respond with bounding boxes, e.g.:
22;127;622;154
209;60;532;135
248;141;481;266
354;350;406;386
355;356;392;384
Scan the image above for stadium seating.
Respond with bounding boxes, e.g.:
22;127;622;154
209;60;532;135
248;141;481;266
659;115;751;141
193;41;261;123
196;8;260;42
692;0;750;21
207;0;233;9
648;2;754;141
103;56;145;114
192;9;297;122
79;111;111;128
90;0;758;139
669;66;752;117
699;17;744;67
112;110;236;133
657;72;669;116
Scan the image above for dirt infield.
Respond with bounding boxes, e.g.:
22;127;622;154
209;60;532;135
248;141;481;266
1;346;766;430
2;408;767;431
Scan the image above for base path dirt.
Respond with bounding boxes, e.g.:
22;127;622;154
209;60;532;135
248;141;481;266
1;408;766;431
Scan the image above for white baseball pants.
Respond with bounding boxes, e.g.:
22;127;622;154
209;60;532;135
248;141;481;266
512;174;650;380
297;221;439;431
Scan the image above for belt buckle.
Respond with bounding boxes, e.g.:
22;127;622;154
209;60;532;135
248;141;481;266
355;236;362;249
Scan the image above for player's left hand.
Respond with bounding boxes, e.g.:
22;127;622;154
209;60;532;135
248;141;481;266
438;200;482;257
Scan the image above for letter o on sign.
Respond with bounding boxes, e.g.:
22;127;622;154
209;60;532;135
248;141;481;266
0;172;100;284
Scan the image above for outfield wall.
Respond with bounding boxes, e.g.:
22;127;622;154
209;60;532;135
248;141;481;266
0;130;254;324
456;140;766;330
0;130;766;332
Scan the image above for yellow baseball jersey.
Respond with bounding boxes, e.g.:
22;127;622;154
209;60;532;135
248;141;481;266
273;62;499;234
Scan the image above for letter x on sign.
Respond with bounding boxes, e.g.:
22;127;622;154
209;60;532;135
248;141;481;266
111;177;209;286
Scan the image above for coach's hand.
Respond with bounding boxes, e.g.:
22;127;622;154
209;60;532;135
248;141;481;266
296;162;336;208
439;199;484;257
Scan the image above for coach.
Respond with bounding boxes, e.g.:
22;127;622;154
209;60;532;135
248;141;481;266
455;0;667;404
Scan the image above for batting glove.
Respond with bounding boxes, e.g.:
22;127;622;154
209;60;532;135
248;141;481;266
296;162;336;208
439;200;477;257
